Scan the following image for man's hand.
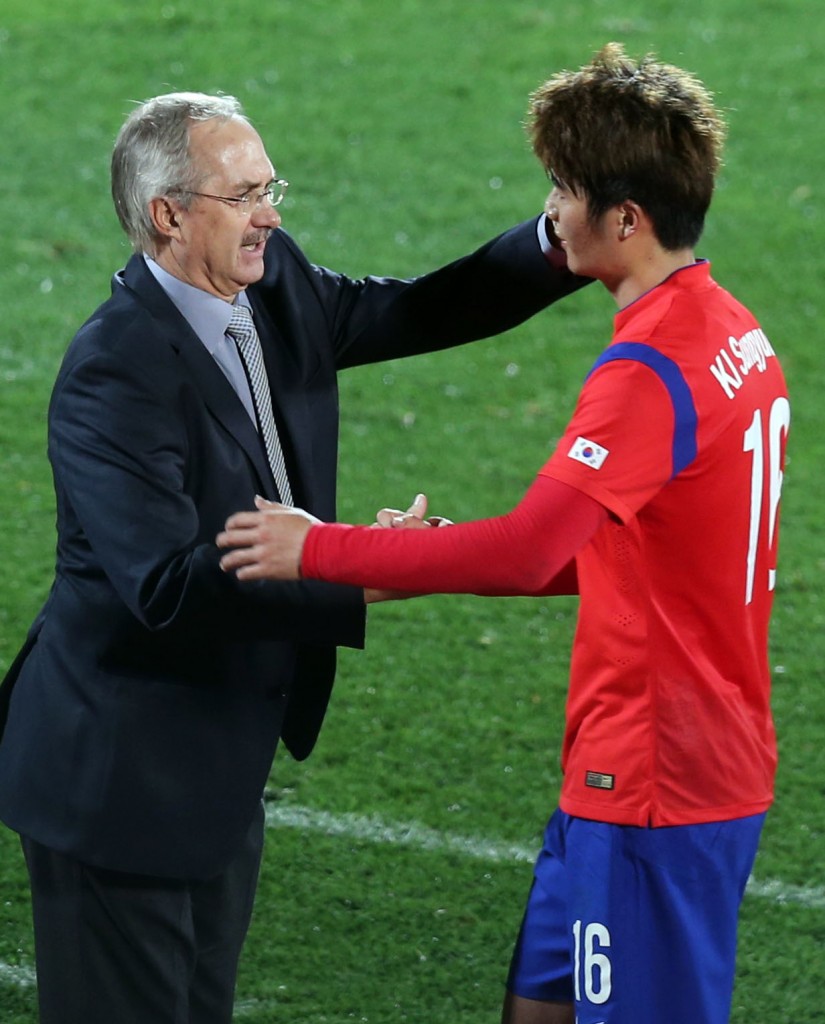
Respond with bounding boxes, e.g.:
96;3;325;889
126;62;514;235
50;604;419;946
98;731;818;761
216;496;319;581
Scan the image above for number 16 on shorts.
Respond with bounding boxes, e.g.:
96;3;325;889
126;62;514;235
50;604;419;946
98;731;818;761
573;919;612;1007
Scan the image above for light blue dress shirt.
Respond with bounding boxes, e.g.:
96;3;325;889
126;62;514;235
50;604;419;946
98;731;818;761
143;256;259;427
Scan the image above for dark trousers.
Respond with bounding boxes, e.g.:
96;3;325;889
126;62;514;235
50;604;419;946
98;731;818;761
20;804;264;1024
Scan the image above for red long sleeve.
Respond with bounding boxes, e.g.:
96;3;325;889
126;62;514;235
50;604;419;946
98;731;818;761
301;475;607;596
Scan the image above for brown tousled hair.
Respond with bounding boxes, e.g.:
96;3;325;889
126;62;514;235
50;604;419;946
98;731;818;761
528;42;726;250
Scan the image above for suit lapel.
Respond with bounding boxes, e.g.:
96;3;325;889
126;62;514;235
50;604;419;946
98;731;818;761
118;257;277;496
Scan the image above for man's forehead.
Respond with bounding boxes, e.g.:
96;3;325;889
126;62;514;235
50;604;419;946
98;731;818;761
190;117;275;184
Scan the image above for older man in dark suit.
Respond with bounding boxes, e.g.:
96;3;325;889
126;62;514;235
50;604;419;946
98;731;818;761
0;92;585;1023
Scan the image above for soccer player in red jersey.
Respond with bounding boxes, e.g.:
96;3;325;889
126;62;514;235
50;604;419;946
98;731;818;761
218;44;790;1024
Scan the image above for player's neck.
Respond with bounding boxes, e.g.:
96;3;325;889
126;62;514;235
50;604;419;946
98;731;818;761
607;246;696;309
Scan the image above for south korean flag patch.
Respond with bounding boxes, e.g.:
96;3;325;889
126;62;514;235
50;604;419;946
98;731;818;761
568;435;609;470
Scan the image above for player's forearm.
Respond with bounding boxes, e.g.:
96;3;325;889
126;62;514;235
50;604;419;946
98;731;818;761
301;476;605;597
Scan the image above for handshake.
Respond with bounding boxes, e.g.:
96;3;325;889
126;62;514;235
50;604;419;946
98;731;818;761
216;492;451;586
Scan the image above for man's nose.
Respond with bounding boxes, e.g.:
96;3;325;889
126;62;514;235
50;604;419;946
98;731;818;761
254;204;281;229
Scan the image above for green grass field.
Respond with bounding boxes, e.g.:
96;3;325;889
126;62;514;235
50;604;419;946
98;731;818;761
1;0;823;1020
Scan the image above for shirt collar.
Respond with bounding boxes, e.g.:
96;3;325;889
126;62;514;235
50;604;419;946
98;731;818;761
143;255;252;356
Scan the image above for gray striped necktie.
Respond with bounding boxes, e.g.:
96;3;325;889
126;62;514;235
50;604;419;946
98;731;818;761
226;304;293;505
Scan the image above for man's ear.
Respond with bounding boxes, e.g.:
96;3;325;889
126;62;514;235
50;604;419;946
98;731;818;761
148;195;184;241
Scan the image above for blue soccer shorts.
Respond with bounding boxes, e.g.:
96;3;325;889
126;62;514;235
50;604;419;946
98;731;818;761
506;808;765;1024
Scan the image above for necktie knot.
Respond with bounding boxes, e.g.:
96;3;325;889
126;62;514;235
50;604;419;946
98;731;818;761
226;304;256;347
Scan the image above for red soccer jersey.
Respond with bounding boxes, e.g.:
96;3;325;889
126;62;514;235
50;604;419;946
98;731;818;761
540;261;789;826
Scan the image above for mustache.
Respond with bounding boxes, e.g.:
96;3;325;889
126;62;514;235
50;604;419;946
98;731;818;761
241;229;272;247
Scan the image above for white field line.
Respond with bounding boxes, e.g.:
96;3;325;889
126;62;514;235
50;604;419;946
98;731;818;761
0;961;36;987
265;802;825;910
2;804;823;995
265;802;537;864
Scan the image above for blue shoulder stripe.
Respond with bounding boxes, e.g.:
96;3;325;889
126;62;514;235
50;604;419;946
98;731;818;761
586;342;698;478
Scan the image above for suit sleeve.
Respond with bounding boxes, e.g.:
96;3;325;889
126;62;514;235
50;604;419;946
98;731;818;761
276;217;590;369
48;343;365;646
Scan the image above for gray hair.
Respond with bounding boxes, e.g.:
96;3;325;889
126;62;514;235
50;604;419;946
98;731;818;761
111;92;249;254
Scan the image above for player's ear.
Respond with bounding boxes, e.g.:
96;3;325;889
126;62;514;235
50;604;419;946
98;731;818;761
617;201;643;240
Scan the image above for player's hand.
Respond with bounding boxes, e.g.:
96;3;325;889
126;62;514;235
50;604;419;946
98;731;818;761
373;493;453;530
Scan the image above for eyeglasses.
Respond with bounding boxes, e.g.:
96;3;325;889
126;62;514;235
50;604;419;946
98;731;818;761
179;178;289;214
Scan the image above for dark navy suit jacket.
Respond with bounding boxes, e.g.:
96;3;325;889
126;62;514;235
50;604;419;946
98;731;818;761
0;221;585;879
